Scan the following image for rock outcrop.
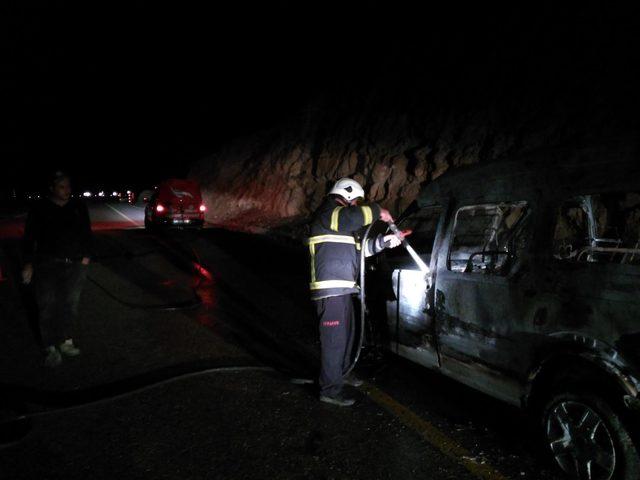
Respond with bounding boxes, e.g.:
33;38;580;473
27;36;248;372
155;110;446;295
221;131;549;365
190;88;635;234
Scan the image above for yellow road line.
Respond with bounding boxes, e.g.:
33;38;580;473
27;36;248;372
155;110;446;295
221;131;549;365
363;383;510;480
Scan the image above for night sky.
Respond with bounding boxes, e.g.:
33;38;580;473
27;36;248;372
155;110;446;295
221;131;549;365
2;1;639;193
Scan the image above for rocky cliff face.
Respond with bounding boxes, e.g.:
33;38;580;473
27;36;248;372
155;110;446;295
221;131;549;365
189;89;634;234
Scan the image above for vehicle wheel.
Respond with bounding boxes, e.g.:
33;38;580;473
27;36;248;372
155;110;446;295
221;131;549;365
542;391;640;480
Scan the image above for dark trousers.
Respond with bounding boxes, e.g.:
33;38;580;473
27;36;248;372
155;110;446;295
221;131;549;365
35;260;87;348
315;294;355;397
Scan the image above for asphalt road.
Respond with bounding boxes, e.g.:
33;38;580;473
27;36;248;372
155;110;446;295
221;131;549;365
88;201;146;230
0;201;146;239
0;215;564;480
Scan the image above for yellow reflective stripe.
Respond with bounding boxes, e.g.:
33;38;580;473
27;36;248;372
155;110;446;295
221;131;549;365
306;234;356;245
309;243;316;283
361;205;373;225
356;242;361;251
310;280;358;290
330;206;344;231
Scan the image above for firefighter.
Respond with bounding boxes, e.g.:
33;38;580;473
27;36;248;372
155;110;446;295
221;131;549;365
308;178;402;406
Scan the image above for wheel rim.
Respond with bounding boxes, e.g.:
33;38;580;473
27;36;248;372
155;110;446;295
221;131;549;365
546;400;616;480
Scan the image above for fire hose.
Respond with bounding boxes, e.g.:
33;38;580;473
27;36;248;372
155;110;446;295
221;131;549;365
387;223;431;275
343;221;430;376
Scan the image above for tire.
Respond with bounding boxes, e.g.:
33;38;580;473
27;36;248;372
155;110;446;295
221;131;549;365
541;390;640;480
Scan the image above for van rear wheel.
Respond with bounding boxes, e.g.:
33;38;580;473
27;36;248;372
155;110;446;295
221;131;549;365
542;391;639;480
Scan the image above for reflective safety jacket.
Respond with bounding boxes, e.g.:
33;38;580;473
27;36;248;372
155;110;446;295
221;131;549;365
308;197;387;300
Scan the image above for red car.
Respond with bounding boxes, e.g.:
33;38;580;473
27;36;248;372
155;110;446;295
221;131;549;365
144;179;206;230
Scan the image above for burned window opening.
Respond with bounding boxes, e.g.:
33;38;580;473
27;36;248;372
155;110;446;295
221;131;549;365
448;202;529;274
387;206;443;259
553;192;640;265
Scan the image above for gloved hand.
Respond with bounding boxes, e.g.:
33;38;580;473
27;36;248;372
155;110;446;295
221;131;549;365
382;229;411;249
383;234;402;248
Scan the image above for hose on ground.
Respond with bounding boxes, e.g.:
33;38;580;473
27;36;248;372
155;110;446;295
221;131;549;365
87;275;202;311
0;365;274;448
87;235;206;311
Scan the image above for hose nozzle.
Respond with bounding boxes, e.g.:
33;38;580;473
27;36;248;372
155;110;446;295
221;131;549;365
388;222;430;274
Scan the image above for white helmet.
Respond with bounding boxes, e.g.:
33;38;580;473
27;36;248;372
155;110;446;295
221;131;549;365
329;178;365;201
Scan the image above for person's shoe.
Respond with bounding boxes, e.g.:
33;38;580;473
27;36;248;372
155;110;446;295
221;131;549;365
343;374;364;388
44;346;62;368
59;339;81;357
319;394;356;407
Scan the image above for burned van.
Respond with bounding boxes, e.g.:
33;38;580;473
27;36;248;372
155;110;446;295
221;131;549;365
364;150;640;480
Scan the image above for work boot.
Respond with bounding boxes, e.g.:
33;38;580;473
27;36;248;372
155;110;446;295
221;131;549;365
319;394;356;407
44;346;62;368
59;339;81;357
343;374;364;387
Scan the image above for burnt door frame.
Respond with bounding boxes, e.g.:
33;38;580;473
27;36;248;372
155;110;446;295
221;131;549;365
383;203;448;370
434;200;534;406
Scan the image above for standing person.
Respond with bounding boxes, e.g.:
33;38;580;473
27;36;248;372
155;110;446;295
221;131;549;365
22;171;93;367
308;178;403;406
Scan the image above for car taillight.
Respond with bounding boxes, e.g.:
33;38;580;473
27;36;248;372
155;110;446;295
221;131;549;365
156;204;165;213
199;204;206;212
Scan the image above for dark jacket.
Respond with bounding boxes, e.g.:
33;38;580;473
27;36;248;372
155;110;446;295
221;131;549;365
23;198;93;263
308;197;387;300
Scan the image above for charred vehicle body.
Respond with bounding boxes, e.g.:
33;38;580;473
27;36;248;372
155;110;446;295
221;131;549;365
363;149;640;480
